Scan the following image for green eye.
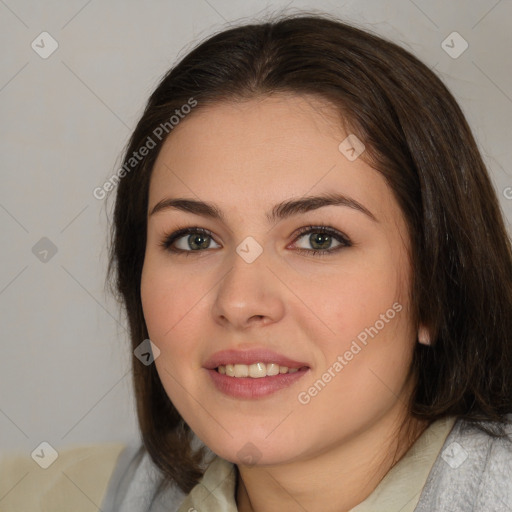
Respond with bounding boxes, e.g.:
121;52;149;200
160;225;351;257
161;227;220;254
292;226;351;256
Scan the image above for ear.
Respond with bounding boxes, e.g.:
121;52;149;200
418;325;431;346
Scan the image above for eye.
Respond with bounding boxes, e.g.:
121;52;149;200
160;225;351;257
291;225;352;256
160;227;220;255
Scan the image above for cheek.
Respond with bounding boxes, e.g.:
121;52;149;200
298;245;413;397
300;248;408;345
140;260;200;363
140;265;171;340
141;252;195;336
141;263;205;413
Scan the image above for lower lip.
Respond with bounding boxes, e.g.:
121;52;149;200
206;368;309;399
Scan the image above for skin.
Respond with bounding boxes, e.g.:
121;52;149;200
141;94;429;512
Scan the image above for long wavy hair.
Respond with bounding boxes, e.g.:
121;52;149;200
107;13;512;494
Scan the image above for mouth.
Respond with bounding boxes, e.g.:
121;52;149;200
204;348;310;399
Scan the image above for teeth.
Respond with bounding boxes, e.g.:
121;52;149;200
217;362;302;377
235;364;249;377
266;363;280;376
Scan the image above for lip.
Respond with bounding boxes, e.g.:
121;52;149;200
203;348;309;370
203;348;310;399
206;367;310;399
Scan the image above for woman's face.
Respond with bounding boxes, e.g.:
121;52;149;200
141;94;417;466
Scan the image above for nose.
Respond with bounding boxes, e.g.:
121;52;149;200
211;249;286;331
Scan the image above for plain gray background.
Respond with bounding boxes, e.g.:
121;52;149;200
1;0;511;460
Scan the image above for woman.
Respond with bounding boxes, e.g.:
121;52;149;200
103;13;512;512
105;16;512;512
3;12;510;512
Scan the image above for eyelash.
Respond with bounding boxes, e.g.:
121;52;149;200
159;225;352;257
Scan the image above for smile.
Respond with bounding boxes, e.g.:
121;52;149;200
217;362;302;377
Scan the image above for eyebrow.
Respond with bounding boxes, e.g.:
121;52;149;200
149;192;377;223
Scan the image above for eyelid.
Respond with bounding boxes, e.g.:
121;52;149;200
291;225;351;243
159;226;218;253
289;225;352;254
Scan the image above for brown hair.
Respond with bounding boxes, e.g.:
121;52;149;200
107;13;512;493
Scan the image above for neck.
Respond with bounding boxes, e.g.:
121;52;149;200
235;408;429;512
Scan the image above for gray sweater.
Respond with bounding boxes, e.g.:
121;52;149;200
103;416;512;511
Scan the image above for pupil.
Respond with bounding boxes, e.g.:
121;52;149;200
189;234;210;250
310;233;331;250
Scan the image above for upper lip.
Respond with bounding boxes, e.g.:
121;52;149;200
203;348;309;370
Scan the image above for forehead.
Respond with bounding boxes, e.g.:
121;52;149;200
153;94;344;174
148;94;397;224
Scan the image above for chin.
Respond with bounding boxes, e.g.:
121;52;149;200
198;429;301;467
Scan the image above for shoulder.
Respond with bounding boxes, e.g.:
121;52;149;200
0;443;126;512
101;435;217;511
100;442;189;512
415;415;512;511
